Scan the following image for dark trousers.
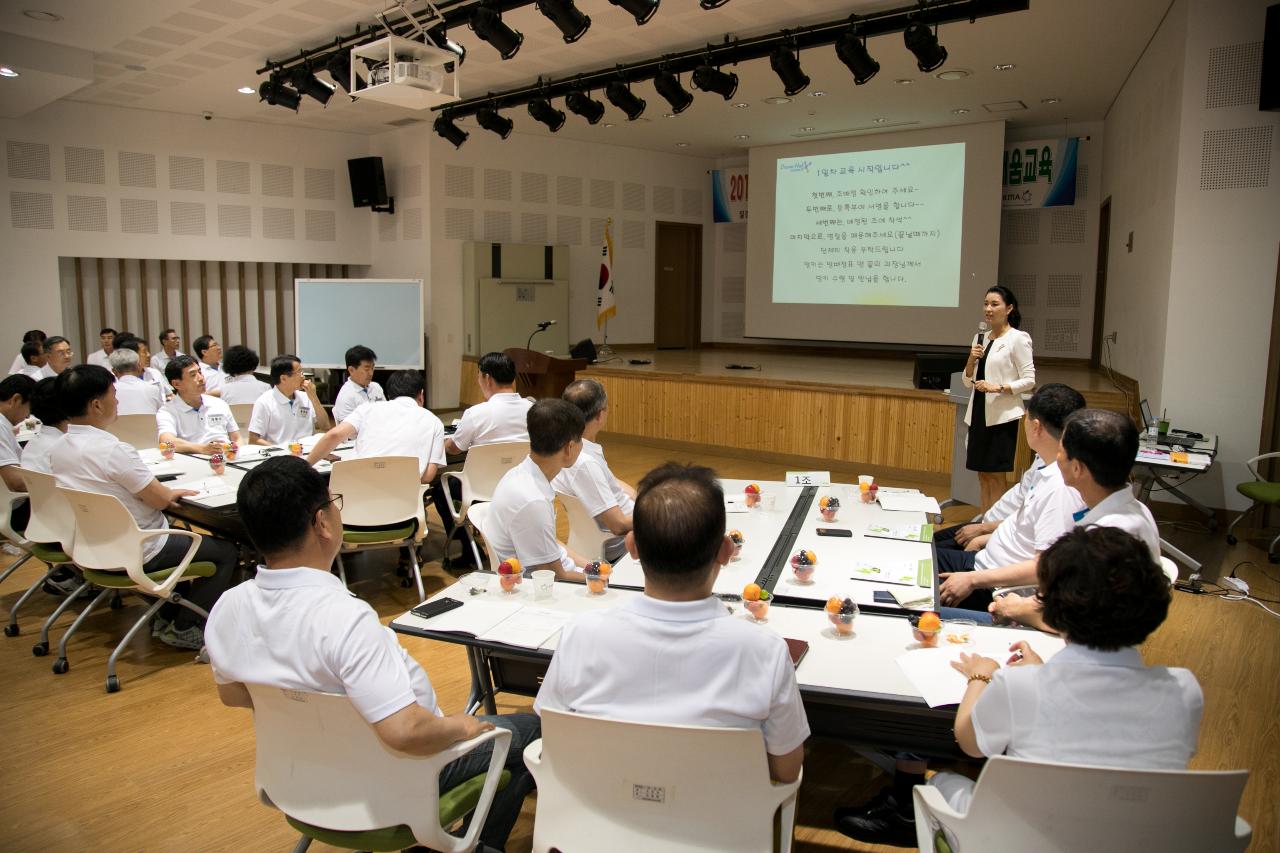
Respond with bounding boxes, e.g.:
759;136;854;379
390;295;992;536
935;547;995;613
143;532;239;628
441;712;540;851
431;475;478;566
932;524;966;551
9;497;29;534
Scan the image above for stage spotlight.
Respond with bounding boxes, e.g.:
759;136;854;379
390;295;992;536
258;77;302;111
606;80;646;120
469;6;523;60
433;114;469;148
566;90;606;124
477;107;514;138
769;44;809;96
835;28;879;85
426;23;466;71
700;0;730;8
290;66;335;105
904;21;947;73
654;69;693;114
692;63;738;100
537;0;591;43
324;51;352;93
608;0;659;26
528;98;567;131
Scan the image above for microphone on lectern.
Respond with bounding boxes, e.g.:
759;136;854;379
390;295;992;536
976;320;991;346
527;320;557;351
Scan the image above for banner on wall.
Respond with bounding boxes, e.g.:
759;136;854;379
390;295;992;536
711;168;749;223
1001;138;1079;208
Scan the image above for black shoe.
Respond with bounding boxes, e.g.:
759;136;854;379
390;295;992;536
834;788;917;847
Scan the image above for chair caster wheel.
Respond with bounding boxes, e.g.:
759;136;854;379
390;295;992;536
1270;554;1279;565
1226;534;1238;545
106;675;120;693
109;595;123;610
4;623;18;637
52;658;69;674
32;641;48;657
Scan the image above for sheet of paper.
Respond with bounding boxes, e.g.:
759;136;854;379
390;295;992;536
477;606;573;649
896;647;971;707
876;491;942;514
850;559;926;586
396;597;524;636
179;476;238;507
865;522;933;542
144;458;185;477
724;499;749;514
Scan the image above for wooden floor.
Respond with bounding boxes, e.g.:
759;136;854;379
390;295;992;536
1;435;1277;852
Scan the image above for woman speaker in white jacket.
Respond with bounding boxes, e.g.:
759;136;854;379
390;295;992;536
963;285;1035;512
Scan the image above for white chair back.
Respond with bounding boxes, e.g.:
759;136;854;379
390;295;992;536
56;486;201;596
912;755;1251;853
106;413;159;449
524;709;801;853
0;471;29;547
1158;556;1179;585
465;502;499;572
20;469;74;550
441;441;530;525
246;684;511;853
329;456;425;540
229;403;255;429
556;490;610;562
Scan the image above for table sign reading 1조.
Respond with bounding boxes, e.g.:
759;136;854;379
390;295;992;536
786;471;831;487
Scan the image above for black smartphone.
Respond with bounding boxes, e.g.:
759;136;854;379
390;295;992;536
411;597;464;620
816;527;853;537
873;591;896;604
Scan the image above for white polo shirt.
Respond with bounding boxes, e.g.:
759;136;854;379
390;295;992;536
975;461;1083;571
1077;486;1160;560
86;349;111;369
7;352;24;375
206;566;441;724
985;458;1046;524
553;437;633;556
487;455;573;573
150;352;175;373
141;365;168;391
346;397;445;477
0;418;21;469
535;595;811;756
451;391;531;451
198;361;225;394
333;378;386;423
20;426;63;474
249;388;315;445
157;394;238;444
114;374;164;416
220;373;271;405
18;363;44;380
50;423;168;560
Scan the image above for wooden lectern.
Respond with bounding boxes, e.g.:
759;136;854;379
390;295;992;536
504;348;589;400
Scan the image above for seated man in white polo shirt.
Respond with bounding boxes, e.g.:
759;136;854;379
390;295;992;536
553;379;634;563
8;329;45;376
110;347;164;415
15;340;47;379
192;334;225;397
21;377;65;475
486;399;588;581
536;462;809;783
219;345;270;406
307;370;444;484
114;334;169;395
0;374;35;531
248;355;330;446
152;328;180;373
990;408;1161;630
51;365;239;650
936;384;1087;613
206;456;538;851
85;327;116;369
158;355;241;455
332;344;386;423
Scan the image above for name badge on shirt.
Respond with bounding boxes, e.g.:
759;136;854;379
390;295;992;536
208;413;226;429
297;404;311;418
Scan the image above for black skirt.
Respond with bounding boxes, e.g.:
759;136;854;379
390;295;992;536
966;350;1018;472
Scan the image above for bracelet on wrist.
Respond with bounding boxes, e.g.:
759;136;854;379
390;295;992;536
967;673;992;685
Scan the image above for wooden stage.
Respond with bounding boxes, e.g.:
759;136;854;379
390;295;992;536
460;347;1130;484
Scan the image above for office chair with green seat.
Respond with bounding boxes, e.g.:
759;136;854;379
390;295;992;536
5;470;78;647
1225;452;1280;564
329;456;429;601
55;486;217;692
0;473;33;588
247;685;512;853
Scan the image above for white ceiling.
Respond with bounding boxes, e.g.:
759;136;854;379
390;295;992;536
0;0;1173;156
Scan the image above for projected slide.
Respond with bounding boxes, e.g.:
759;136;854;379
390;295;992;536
772;142;965;307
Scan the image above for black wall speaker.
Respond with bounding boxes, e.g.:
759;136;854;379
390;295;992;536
348;157;389;207
1262;4;1279;111
569;338;597;363
913;352;968;390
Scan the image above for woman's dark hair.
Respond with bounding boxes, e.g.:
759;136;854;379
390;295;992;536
633;463;726;578
237;456;333;558
1037;526;1170;651
986;285;1022;329
222;345;260;377
29;377;65;426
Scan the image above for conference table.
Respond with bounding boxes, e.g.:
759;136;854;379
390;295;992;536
392;477;1061;758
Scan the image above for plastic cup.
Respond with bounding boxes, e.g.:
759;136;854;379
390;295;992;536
731;541;743;562
531;569;555;600
762;494;777;512
829;611;857;637
209;454;225;475
744;598;770;622
858;474;874;491
943;618;978;648
499;573;522;594
159;440;175;460
458;572;490;596
586;574;610;595
913;627;941;648
225;442;239;461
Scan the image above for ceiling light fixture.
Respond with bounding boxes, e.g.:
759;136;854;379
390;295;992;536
22;10;62;22
835;27;879;85
258;77;302;111
896;78;913;85
951;107;969;114
654;69;693;114
0;67;19;78
237;85;255;94
735;133;750;139
426;24;466;71
537;0;591;43
324;51;352;93
935;69;969;80
799;126;815;132
434;114;468;147
732;101;749;108
290;66;334;105
762;95;791;105
606;80;646;119
993;63;1015;71
769;42;809;96
603;122;615;128
808;90;826;97
528;96;566;131
566;90;606;124
692;63;738;100
1041;97;1060;104
469;6;523;60
608;0;660;26
675;142;689;148
477;107;514;138
700;0;730;8
873;117;888;123
904;21;947;73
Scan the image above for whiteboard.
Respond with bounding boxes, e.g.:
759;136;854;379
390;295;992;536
294;279;423;369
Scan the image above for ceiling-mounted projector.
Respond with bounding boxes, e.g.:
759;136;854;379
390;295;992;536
349;35;459;109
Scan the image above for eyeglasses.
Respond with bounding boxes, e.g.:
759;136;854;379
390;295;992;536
314;493;343;515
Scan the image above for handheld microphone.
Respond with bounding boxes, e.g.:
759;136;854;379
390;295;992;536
976;321;990;346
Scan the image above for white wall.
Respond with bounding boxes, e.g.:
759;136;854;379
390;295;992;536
0;100;373;353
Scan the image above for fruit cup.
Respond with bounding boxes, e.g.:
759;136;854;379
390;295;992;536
862;484;879;504
729;529;745;561
497;558;522;593
159;440;175;460
912;611;942;648
744;483;761;508
790;550;817;584
225;441;239;461
825;594;859;638
943;618;977;648
819;495;840;522
288;441;303;456
584;560;612;595
209;452;225;475
742;583;771;622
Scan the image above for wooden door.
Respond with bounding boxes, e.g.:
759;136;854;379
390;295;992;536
654;221;702;349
